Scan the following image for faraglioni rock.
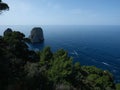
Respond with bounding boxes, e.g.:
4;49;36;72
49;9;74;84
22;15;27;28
4;28;12;36
30;27;44;43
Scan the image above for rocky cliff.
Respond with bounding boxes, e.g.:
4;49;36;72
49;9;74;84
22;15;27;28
29;27;44;43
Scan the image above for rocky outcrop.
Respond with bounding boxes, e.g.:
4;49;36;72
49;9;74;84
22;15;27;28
29;27;44;43
4;28;12;36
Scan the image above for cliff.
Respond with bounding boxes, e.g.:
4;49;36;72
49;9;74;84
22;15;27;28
29;27;44;43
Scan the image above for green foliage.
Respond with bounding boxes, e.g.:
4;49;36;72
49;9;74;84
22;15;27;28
87;74;99;82
0;37;9;89
0;30;35;89
0;0;9;12
0;30;118;90
82;66;103;75
116;83;120;90
39;46;53;66
81;66;115;90
48;49;72;84
3;30;29;60
68;62;84;89
24;62;53;90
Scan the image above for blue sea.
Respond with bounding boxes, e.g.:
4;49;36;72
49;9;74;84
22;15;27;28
0;25;120;83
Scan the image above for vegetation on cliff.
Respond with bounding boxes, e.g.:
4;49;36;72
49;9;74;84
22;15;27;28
0;29;120;90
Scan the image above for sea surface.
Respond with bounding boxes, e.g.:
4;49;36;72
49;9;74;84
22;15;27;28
0;25;120;83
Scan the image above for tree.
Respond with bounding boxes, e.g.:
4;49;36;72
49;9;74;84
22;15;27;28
1;30;33;90
0;36;10;90
39;46;53;67
48;49;72;84
69;62;85;89
24;62;53;90
3;30;29;60
82;66;115;90
0;0;9;12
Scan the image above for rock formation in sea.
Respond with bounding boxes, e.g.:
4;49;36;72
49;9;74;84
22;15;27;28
29;27;44;43
4;28;12;36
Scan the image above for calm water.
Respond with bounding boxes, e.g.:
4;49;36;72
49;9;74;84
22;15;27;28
0;25;120;83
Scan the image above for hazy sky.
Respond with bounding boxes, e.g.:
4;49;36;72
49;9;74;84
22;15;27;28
0;0;120;25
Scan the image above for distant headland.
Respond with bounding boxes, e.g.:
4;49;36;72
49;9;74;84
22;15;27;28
4;27;44;44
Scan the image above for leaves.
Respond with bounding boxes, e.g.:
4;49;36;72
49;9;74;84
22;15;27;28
116;84;120;90
0;0;9;13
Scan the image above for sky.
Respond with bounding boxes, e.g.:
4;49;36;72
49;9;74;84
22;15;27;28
0;0;120;25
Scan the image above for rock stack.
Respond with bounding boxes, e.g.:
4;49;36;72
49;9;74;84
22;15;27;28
29;27;44;43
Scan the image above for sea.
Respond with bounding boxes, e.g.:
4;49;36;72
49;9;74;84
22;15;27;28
0;25;120;83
